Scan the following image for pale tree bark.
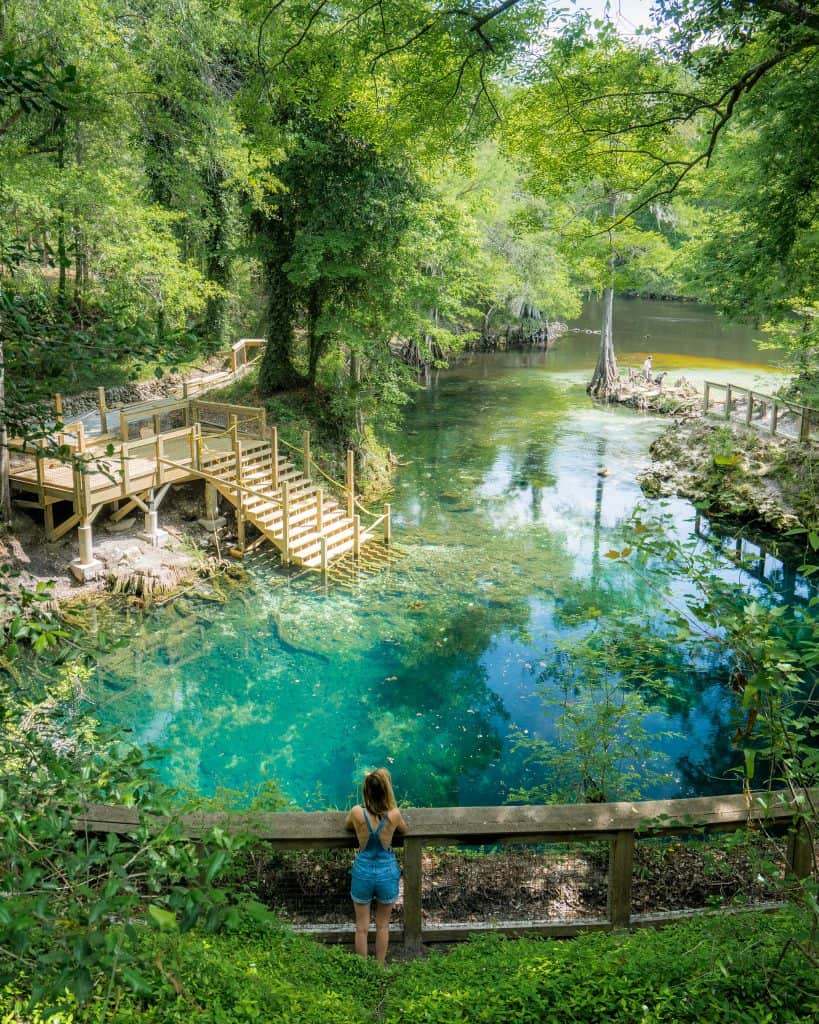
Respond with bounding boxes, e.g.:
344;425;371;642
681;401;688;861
587;192;619;395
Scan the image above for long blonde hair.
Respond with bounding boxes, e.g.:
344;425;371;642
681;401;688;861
362;768;397;816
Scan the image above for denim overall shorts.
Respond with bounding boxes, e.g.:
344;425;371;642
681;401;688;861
350;813;400;905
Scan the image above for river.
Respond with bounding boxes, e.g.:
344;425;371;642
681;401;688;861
86;299;806;809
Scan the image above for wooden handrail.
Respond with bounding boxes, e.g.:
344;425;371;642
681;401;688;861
73;789;815;844
72;789;816;948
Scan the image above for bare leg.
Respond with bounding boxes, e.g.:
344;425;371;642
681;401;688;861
374;901;394;962
353;901;371;957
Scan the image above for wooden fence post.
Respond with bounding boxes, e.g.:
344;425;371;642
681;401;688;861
799;408;810;444
303;430;311;481
120;444;129;496
281;481;290;564
315;488;324;532
402;837;423;954
770;401;779;435
702;382;710;415
320;536;328;579
607;830;635;928
346;449;355;518
384;503;391;546
353;514;361;559
119;411;128;442
786;820;815;881
97;387;108;434
724;384;732;420
55;392;64;430
271;426;279;490
746;393;754;425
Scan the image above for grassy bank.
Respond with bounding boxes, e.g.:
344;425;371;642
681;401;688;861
3;908;816;1024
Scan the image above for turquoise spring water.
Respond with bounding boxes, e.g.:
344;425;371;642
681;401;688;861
87;300;811;809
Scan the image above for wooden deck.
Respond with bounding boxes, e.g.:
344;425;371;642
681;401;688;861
10;395;392;576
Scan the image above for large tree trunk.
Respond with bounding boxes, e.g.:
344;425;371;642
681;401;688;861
587;191;619;395
587;284;618;394
203;160;232;349
254;210;302;395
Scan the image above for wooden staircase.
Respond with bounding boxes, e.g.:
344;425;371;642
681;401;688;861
197;437;382;571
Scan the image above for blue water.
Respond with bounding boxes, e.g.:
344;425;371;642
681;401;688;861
87;301;808;809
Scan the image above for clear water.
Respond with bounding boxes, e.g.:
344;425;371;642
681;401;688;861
87;300;804;809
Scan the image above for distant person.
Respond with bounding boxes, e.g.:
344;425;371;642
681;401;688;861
642;354;653;381
346;768;408;962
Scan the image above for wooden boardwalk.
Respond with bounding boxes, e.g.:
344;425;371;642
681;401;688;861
10;394;393;579
703;381;819;444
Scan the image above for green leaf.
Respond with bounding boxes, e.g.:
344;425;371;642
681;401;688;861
121;966;154;996
147;905;178;932
744;749;756;780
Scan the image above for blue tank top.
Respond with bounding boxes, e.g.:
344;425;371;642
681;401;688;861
357;810;393;862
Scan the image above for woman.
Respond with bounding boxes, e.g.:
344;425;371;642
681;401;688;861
345;768;408;961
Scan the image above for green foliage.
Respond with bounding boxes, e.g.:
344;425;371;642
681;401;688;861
0;566;66;657
509;614;679;804
382;910;818;1023
0;663;257;1008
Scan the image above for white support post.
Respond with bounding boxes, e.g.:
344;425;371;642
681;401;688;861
70;520;103;581
198;481;225;531
139;503;169;548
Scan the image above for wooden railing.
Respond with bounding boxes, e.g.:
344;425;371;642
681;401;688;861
703;381;819;444
74;790;816;950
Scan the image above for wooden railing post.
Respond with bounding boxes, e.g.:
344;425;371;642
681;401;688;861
346;449;355;518
746;392;754;425
188;426;197;469
231;347;238;374
271;427;279;490
76;422;86;454
384;503;391;546
320;536;328;579
35;440;45;504
353;514;361;559
155;436;163;486
54;392;64;430
119;411;128;442
702;381;710;415
316;488;324;532
120;444;129;496
97;387;108;434
281;481;290;564
607;830;635;929
303;430;311;481
724;384;732;420
402;837;423;954
786;820;815;881
799;407;810;443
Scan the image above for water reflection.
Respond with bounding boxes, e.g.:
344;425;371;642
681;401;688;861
85;308;811;808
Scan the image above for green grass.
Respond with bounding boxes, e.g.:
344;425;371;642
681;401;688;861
3;908;816;1024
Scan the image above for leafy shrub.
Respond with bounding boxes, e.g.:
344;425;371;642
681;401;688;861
0;665;256;1007
383;910;818;1024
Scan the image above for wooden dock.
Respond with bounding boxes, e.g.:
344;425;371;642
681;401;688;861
10;393;392;580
